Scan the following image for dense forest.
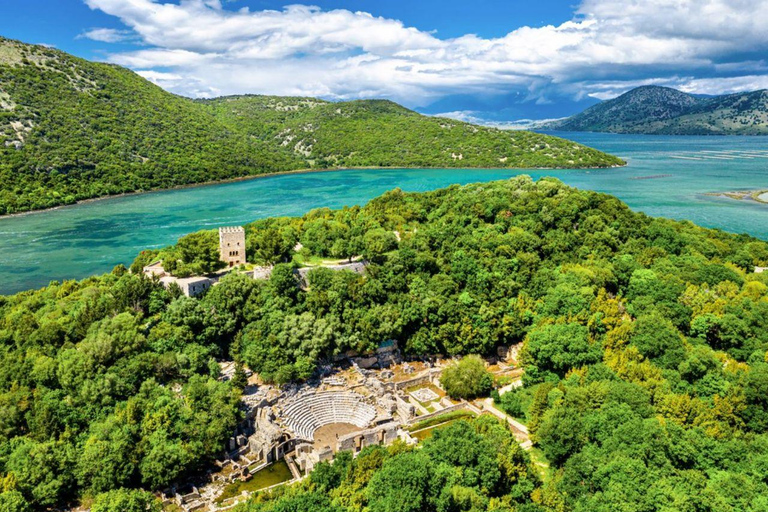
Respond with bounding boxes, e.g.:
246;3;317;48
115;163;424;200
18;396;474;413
0;37;623;215
3;176;768;511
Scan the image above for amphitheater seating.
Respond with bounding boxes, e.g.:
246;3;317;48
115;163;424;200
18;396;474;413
281;391;376;440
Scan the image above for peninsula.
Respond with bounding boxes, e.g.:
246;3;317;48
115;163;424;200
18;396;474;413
0;37;623;216
705;189;768;204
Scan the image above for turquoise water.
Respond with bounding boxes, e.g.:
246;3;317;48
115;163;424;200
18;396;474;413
1;132;767;295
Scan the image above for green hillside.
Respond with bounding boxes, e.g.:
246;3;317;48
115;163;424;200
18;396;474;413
0;38;301;214
2;176;768;510
0;37;623;215
550;85;768;135
202;95;623;170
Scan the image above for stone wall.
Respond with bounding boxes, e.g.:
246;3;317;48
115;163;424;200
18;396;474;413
336;422;399;453
409;403;477;425
394;369;441;390
395;395;415;423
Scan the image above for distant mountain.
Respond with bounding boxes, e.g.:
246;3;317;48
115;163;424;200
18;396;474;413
0;37;623;215
548;85;768;135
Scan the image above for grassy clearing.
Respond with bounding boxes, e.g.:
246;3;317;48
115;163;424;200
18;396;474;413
528;447;552;482
489;400;528;425
406;410;476;433
214;460;293;504
292;252;326;266
411;420;461;441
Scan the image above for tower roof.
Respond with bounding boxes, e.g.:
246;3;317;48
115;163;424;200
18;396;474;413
219;226;245;241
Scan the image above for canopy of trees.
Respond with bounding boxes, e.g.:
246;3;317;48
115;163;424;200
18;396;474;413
2;175;768;510
0;267;241;510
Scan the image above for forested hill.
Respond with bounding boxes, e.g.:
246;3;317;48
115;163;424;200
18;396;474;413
549;85;768;135
200;95;620;171
3;176;768;511
0;37;623;215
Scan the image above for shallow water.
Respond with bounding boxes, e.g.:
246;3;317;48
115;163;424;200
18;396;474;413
0;132;767;295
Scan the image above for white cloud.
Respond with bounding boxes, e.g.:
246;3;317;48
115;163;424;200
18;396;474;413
679;75;768;95
432;111;564;130
78;27;136;43
136;69;221;98
81;0;768;106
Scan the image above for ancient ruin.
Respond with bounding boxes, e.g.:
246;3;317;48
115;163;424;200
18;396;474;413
147;339;531;512
141;226;369;297
141;260;215;297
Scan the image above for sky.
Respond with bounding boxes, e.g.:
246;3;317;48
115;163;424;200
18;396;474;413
3;0;768;122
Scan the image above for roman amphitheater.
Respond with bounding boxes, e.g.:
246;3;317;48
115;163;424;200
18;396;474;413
162;345;526;512
240;359;438;477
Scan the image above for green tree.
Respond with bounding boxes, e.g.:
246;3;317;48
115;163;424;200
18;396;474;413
522;323;600;380
5;439;76;508
367;451;434;512
629;314;686;369
363;228;398;259
440;355;493;399
0;491;31;512
172;230;225;276
90;489;161;512
249;227;294;265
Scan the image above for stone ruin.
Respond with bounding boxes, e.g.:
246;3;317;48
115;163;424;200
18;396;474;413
410;387;439;403
210;364;426;484
173;355;485;511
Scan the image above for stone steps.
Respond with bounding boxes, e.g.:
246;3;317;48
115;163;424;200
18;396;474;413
281;391;376;440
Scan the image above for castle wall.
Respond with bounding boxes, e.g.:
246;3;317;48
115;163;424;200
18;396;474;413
410;403;478;424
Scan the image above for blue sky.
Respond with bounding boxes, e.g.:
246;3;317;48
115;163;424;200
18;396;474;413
3;1;768;122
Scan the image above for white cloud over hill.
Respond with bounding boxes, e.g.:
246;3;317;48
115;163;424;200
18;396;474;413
81;0;768;108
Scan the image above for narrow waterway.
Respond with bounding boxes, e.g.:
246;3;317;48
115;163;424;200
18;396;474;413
1;132;767;294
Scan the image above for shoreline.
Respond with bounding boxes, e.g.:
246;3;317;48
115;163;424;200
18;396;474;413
544;129;768;137
704;189;768;205
0;162;626;220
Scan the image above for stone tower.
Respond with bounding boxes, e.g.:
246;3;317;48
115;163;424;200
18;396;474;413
219;226;246;267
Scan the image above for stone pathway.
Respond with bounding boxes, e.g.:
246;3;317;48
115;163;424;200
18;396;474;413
496;379;523;396
480;397;532;450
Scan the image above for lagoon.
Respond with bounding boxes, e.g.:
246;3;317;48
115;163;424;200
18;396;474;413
1;132;767;295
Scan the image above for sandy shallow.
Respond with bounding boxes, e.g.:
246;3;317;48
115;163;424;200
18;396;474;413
758;192;768;203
